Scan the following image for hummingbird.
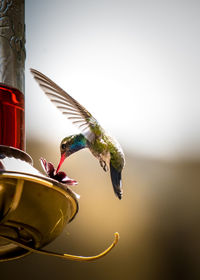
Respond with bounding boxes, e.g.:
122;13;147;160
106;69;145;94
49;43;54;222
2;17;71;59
30;69;125;199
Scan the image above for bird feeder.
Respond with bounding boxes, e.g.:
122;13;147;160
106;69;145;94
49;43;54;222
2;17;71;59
0;0;118;262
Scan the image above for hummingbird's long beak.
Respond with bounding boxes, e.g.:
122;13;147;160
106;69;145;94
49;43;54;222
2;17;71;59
56;153;66;173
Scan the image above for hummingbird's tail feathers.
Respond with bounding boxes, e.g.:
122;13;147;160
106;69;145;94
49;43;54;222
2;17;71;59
110;163;123;200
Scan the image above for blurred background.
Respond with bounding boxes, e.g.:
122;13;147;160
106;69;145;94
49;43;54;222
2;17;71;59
1;0;200;279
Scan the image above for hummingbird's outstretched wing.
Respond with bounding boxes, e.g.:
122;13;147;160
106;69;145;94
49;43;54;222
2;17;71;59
30;68;101;142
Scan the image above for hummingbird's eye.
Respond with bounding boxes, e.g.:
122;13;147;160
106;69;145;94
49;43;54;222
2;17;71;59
61;143;66;150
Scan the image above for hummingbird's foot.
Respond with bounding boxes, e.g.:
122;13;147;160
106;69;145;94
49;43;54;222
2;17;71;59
100;159;108;172
100;159;104;168
103;164;108;172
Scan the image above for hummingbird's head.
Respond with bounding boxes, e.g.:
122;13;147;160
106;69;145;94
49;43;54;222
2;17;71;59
56;134;87;173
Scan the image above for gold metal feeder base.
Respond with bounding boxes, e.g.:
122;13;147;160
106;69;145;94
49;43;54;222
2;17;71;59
0;146;119;262
0;171;78;261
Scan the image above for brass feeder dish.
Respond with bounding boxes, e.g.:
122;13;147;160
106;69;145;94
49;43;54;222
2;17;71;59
0;145;78;261
0;146;119;262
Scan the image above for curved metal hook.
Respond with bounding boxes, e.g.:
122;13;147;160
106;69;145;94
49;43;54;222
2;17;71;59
0;232;119;262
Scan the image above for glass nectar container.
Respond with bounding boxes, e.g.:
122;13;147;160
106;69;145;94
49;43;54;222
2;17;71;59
0;0;25;150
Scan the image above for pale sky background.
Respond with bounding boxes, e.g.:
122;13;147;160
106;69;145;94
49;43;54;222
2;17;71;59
25;0;200;159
